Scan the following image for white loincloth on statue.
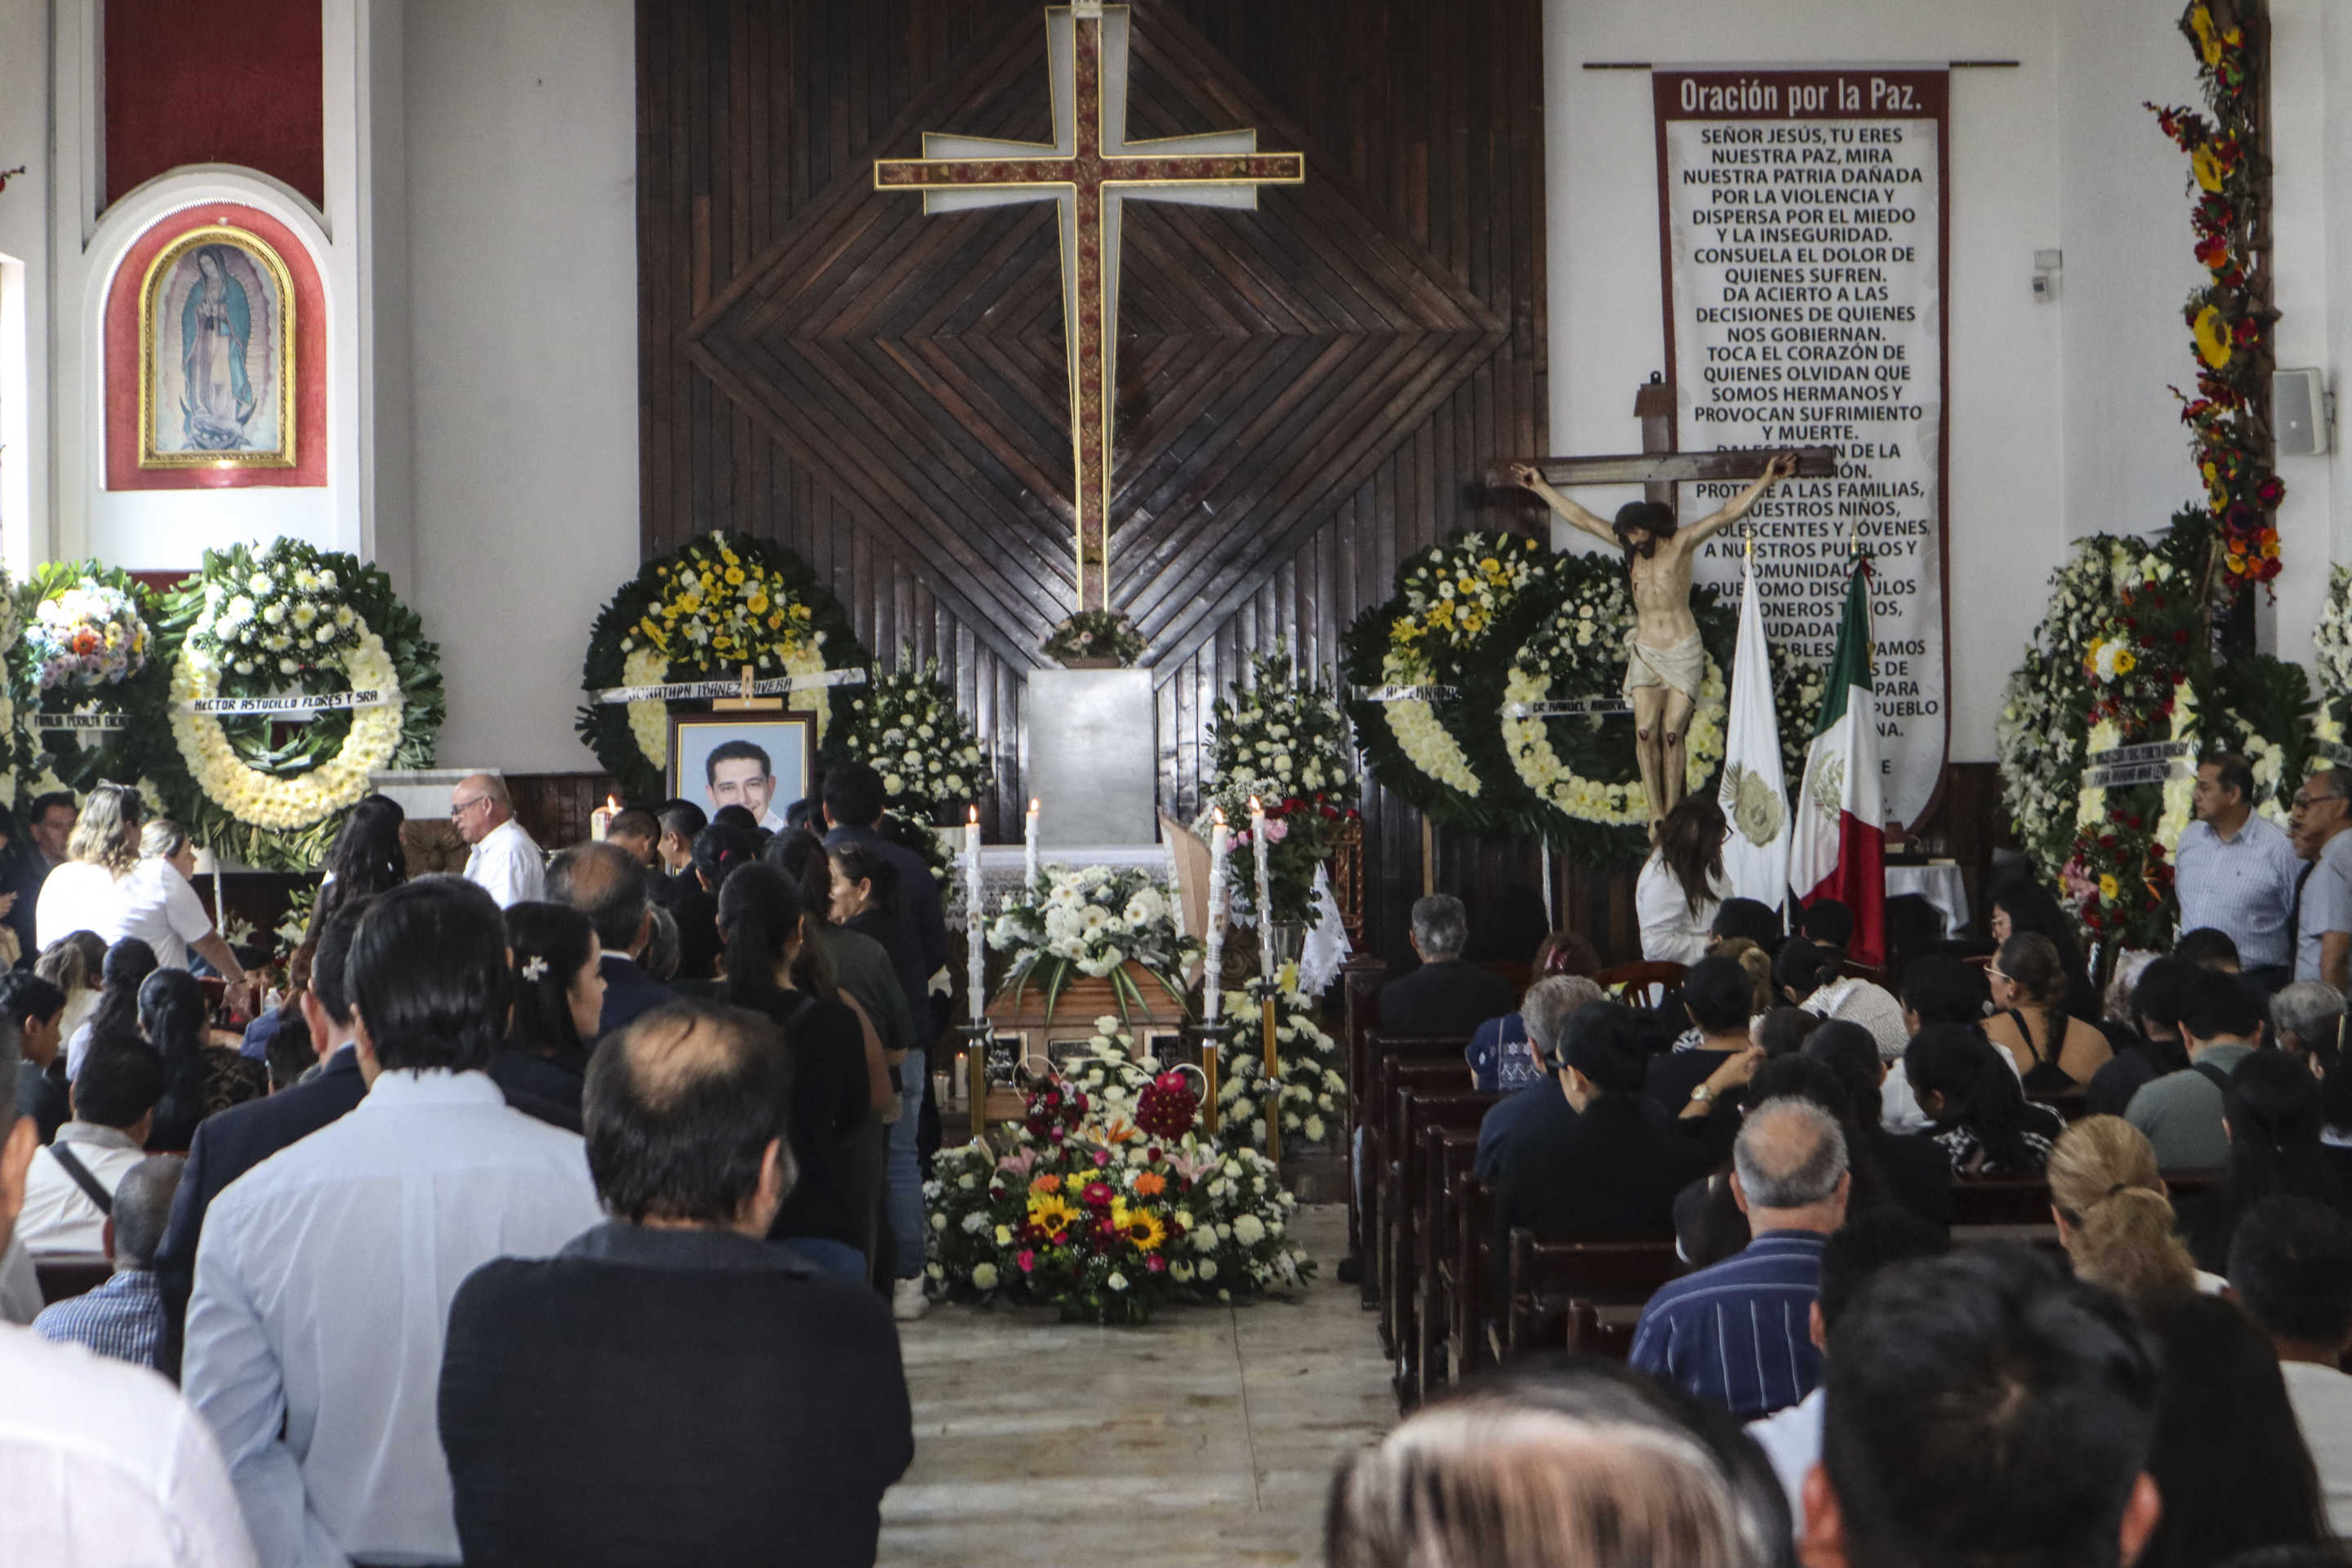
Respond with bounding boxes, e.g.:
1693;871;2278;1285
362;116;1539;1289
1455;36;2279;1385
1622;630;1704;702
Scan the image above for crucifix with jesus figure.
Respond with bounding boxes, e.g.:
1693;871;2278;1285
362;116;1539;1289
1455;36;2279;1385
1490;379;1837;830
874;2;1303;617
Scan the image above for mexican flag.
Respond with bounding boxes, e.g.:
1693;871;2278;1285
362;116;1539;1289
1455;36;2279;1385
1790;559;1885;964
1717;551;1790;913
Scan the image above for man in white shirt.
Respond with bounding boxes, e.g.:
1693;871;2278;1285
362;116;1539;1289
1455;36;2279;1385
706;739;789;832
2229;1194;2352;1537
2175;754;2304;994
17;1038;160;1257
182;877;602;1568
0;967;259;1567
452;773;546;907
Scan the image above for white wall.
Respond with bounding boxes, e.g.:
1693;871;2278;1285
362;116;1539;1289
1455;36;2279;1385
399;0;639;770
0;0;50;579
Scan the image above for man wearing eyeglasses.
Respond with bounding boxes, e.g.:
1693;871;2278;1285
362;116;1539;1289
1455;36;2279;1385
452;774;546;909
2290;770;2352;994
2176;754;2302;996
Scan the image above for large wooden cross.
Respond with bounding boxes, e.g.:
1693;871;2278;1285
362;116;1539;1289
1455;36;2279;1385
1486;376;1837;509
874;2;1303;616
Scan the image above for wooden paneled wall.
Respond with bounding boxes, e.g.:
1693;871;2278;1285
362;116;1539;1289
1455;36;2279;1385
637;0;1556;969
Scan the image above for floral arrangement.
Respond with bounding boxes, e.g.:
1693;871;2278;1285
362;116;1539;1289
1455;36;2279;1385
149;543;443;871
16;563;172;796
987;864;1200;1020
577;532;868;802
1198;652;1358;924
2001;531;2314;951
1042;610;1146;666
1212;977;1346;1153
2149;2;2280;587
190;540;362;676
2314;566;2352;763
1343;532;1559;834
924;1023;1312;1325
27;576;149;691
837;648;990;821
1498;554;1735;854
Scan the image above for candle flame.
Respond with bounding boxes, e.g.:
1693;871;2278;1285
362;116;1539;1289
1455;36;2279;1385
1211;804;1227;826
1028;798;1040;813
606;795;618;810
1247;795;1263;814
968;804;979;823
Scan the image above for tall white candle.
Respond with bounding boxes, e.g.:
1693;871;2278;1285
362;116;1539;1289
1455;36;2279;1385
1023;797;1041;892
1250;795;1275;977
964;806;986;1023
1203;806;1230;1026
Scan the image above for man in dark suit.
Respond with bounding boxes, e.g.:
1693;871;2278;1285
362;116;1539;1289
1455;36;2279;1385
440;998;913;1567
1377;894;1515;1041
1474;977;1601;1182
1491;1002;1709;1278
820;761;947;1032
548;841;676;1040
151;896;376;1375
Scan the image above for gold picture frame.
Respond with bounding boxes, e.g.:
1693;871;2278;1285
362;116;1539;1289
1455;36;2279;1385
138;224;297;469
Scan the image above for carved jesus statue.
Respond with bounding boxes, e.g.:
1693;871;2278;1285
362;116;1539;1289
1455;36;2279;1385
1510;452;1797;833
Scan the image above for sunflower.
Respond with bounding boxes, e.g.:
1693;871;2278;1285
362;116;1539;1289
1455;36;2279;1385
2192;144;2225;194
2193;305;2233;369
2189;4;2222;66
1111;1200;1168;1253
1027;1192;1080;1233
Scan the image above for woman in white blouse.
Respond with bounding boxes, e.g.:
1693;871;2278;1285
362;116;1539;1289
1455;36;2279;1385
34;783;140;952
1634;794;1731;964
33;785;248;990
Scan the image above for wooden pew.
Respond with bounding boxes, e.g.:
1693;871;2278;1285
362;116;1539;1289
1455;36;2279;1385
1505;1230;1685;1360
1339;956;1387;1270
1379;1087;1496;1382
1354;1034;1472;1307
35;1253;112;1305
1414;1124;1483;1408
1592;960;1687;1009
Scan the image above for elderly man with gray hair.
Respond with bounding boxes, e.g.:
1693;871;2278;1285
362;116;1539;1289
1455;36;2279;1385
1473;977;1608;1183
2273;980;2346;1060
1631;1096;1851;1419
1375;893;1516;1040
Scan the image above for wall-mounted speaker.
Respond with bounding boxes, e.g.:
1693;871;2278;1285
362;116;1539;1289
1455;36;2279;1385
2276;368;2331;457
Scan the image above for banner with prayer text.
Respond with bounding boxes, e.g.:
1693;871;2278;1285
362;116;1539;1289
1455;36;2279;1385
1655;67;1949;831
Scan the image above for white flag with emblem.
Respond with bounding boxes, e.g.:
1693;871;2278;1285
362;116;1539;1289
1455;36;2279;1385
1717;550;1790;912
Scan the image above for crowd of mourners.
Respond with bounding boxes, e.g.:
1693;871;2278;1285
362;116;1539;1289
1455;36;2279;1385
1333;752;2352;1566
12;747;2352;1566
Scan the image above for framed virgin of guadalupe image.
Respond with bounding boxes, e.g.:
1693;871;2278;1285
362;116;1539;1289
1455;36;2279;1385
667;712;815;834
139;225;297;469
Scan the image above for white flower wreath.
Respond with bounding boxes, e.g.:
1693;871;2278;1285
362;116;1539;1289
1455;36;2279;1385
1379;655;1482;796
170;604;406;833
1499;577;1726;827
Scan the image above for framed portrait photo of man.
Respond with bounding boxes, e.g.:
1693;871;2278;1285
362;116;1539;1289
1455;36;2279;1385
668;713;814;835
139;224;297;469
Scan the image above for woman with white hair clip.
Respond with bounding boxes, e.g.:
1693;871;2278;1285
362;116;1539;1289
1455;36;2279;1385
1326;1356;1795;1568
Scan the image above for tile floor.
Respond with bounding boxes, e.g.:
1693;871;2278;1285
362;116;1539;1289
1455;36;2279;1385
877;1204;1392;1566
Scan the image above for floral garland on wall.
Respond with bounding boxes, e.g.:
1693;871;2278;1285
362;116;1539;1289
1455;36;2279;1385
150;542;443;871
2150;1;2280;589
924;1026;1312;1325
1197;652;1359;926
2312;567;2352;759
16;564;171;797
577;533;868;803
